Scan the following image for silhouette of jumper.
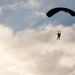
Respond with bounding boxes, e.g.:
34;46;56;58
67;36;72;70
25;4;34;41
57;31;61;40
46;7;75;17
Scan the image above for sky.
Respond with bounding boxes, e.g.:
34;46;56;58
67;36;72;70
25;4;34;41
0;0;75;75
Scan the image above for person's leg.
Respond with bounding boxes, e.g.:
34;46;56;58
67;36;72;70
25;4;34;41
59;37;60;40
57;36;58;40
57;36;60;40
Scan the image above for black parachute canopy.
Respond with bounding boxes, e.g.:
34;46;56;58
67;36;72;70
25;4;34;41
46;7;75;17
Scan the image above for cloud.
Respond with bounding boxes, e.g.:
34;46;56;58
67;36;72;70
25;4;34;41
24;0;40;9
0;8;3;15
32;11;46;18
6;3;18;10
0;0;40;11
0;24;75;75
58;55;75;68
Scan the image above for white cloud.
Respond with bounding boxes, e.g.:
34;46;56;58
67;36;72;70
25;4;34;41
24;0;40;9
32;11;46;17
0;24;75;75
58;55;75;68
0;8;3;15
0;8;2;14
0;0;40;11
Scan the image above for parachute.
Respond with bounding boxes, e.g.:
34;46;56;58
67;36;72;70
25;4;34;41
46;7;75;17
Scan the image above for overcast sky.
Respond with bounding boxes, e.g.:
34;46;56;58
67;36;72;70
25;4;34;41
0;0;75;75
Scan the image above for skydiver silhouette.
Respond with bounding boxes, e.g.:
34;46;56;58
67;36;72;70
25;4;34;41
57;31;61;40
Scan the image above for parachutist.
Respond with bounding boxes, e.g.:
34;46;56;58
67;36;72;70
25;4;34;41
57;31;61;40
